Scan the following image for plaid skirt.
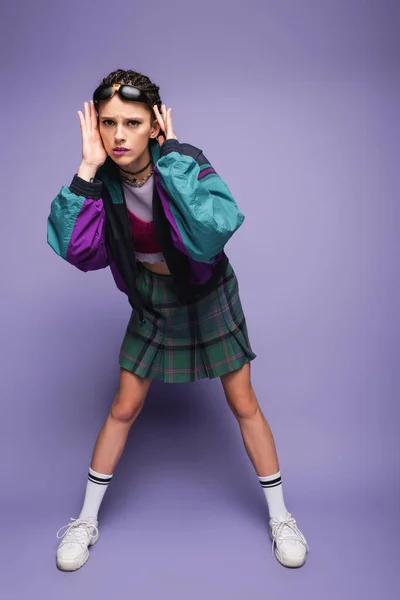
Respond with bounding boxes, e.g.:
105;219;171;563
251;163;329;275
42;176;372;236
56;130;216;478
119;261;257;383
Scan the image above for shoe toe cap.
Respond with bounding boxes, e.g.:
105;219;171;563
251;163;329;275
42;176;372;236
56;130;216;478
57;542;87;561
276;541;307;567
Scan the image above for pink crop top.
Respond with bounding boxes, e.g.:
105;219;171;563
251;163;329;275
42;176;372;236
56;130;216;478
126;210;162;254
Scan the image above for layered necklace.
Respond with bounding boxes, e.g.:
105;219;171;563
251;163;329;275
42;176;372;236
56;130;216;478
118;157;153;187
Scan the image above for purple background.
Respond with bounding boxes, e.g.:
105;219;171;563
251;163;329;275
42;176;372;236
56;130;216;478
1;0;399;598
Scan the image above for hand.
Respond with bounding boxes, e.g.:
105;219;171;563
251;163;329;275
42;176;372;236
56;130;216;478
153;104;177;146
77;100;107;169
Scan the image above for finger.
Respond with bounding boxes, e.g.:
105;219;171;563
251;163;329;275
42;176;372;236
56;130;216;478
84;101;90;131
152;106;161;130
167;107;172;127
167;108;174;137
77;110;85;130
153;104;161;122
161;105;169;135
153;105;165;132
89;100;94;129
90;100;98;130
90;99;96;131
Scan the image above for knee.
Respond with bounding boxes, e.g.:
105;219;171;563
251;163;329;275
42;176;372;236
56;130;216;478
110;370;150;423
110;393;144;423
221;363;259;420
227;389;259;421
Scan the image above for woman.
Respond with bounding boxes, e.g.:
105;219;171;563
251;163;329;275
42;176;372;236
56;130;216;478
48;69;309;572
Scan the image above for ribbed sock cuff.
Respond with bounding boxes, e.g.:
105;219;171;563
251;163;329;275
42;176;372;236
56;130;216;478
258;471;282;488
88;467;113;485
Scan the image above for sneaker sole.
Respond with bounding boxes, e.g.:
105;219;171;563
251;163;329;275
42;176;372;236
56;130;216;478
56;534;99;572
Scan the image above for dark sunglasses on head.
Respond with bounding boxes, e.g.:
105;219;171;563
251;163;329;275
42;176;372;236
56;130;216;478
93;83;152;107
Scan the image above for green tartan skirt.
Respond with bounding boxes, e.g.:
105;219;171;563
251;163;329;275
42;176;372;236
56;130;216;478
119;260;257;383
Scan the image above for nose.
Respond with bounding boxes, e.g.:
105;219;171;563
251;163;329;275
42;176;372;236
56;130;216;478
114;124;126;144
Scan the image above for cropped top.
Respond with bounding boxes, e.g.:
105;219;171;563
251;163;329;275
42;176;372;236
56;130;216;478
122;175;166;264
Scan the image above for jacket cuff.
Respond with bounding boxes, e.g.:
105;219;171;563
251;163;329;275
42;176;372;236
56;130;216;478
160;139;181;157
69;174;103;199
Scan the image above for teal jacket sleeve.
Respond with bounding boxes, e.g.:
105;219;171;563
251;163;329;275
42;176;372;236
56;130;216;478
154;139;245;264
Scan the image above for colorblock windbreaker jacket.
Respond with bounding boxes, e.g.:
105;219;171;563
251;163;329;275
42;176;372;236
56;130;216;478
47;138;245;324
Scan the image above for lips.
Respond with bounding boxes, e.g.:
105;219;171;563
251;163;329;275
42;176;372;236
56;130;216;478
112;148;130;157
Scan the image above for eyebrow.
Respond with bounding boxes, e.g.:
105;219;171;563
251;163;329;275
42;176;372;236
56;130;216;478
100;116;143;120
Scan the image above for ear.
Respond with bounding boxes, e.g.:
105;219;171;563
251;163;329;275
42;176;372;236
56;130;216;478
149;117;164;145
149;128;161;140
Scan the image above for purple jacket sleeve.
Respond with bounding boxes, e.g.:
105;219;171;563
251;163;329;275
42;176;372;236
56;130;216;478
47;174;109;272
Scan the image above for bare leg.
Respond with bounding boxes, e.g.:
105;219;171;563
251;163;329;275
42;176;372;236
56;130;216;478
220;362;310;567
56;369;152;572
90;368;152;474
220;363;279;476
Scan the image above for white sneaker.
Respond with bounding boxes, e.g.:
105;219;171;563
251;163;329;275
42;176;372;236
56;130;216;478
56;516;99;571
269;512;309;568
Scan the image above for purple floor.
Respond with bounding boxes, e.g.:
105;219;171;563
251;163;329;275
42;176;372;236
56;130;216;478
2;383;398;599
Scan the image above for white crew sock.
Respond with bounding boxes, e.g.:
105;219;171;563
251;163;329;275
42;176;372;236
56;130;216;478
258;471;289;520
78;467;113;520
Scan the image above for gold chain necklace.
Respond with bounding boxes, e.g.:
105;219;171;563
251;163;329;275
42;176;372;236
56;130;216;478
120;168;154;187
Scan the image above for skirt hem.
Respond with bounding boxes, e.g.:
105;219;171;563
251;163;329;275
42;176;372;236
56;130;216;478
119;352;257;384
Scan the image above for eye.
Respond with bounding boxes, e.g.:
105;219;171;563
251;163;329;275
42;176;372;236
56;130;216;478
101;119;141;127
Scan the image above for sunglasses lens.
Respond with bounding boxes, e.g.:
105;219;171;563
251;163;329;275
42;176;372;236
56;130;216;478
93;85;113;102
120;85;143;101
93;84;150;106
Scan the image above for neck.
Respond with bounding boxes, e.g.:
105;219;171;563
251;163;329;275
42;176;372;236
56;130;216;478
121;147;152;175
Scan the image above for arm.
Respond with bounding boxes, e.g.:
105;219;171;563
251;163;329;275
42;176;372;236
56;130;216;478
47;173;109;272
155;139;245;264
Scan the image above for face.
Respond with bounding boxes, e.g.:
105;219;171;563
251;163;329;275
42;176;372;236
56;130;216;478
97;94;160;166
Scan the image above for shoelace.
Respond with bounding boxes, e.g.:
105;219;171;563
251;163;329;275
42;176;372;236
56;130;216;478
56;518;99;546
270;515;309;556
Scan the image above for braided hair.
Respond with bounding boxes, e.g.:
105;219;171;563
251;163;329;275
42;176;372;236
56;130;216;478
98;69;162;120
